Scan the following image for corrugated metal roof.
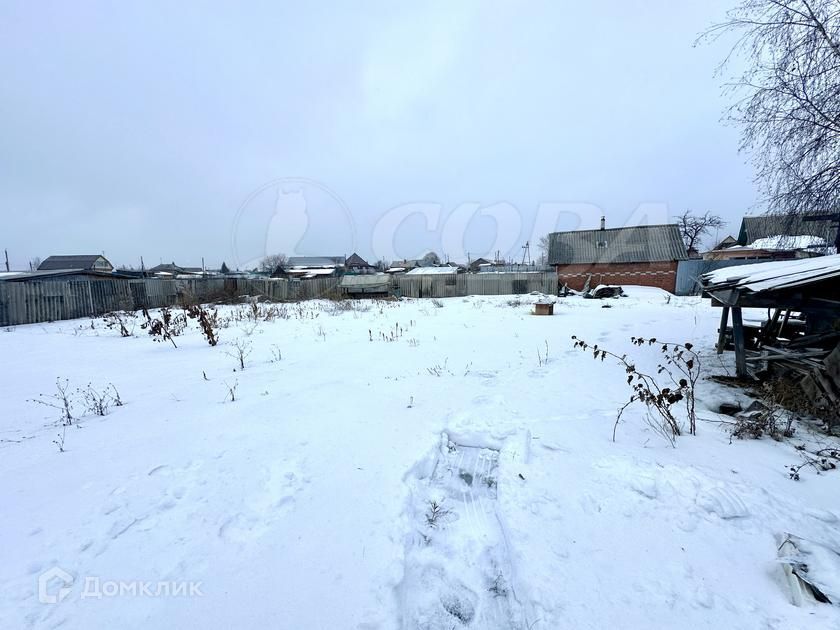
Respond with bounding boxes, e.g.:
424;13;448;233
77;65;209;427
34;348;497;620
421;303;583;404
701;253;840;293
38;255;111;271
738;214;838;246
548;224;687;265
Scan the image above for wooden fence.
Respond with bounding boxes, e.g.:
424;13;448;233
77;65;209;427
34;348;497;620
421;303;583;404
0;273;556;327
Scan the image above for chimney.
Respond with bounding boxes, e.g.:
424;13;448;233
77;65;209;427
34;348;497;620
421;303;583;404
600;216;606;231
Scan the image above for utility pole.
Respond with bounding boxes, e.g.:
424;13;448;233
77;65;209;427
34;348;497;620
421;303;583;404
4;249;8;272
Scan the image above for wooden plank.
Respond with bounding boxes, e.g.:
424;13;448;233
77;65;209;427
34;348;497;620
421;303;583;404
716;305;730;355
732;306;748;378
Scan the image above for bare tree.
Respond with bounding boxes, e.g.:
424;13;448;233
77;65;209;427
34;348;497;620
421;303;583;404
29;256;42;271
537;235;550;264
703;0;840;220
420;252;440;267
677;211;725;254
259;253;287;274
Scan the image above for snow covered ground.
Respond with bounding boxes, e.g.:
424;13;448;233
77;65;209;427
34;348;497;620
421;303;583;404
1;288;838;629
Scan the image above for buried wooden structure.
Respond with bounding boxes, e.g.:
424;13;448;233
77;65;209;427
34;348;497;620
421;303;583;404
533;301;554;316
701;256;840;404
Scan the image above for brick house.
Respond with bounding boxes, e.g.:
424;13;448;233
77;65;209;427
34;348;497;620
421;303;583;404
547;221;688;292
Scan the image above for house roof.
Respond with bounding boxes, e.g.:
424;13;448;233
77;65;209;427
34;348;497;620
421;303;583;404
345;253;371;267
548;224;687;265
405;266;457;275
38;255;111;271
713;235;738;250
148;262;203;274
738;214;838;247
390;259;419;269
287;256;345;268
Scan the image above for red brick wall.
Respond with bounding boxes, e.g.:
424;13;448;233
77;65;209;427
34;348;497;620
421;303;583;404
555;261;679;293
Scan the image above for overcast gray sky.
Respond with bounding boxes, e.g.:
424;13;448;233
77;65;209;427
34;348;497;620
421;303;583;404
0;1;756;270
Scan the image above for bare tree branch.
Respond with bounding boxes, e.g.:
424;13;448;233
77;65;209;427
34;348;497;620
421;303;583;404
702;0;840;220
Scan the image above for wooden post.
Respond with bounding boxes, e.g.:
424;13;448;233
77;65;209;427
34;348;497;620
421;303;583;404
763;308;782;343
716;305;730;354
732;306;748;378
778;309;792;338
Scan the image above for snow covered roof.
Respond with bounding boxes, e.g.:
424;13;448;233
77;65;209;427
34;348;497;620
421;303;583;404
701;254;840;293
749;235;829;251
405;266;457;275
294;268;337;278
738;214;838;246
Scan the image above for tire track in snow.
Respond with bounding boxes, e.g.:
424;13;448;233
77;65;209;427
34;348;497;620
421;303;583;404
397;433;529;629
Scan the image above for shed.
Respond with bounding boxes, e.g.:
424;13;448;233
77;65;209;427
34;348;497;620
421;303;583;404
339;273;391;296
701;255;840;378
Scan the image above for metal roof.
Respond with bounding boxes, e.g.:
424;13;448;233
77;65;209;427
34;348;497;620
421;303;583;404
738;214;838;246
38;255;111;271
701;253;840;293
548;224;687;265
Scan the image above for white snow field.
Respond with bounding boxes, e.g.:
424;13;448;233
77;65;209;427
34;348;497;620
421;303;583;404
1;288;839;629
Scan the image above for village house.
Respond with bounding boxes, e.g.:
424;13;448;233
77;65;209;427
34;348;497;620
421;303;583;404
737;213;838;249
547;220;688;292
703;214;838;262
344;253;375;274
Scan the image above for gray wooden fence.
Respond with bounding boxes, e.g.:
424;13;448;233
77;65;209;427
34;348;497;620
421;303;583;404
0;273;556;327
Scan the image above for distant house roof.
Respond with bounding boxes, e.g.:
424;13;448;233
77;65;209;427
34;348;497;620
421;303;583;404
38;255;112;271
713;235;738;250
345;253;371;268
548;224;688;265
738;214;838;247
405;266;457;275
148;262;203;275
390;259;419;270
286;256;345;268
